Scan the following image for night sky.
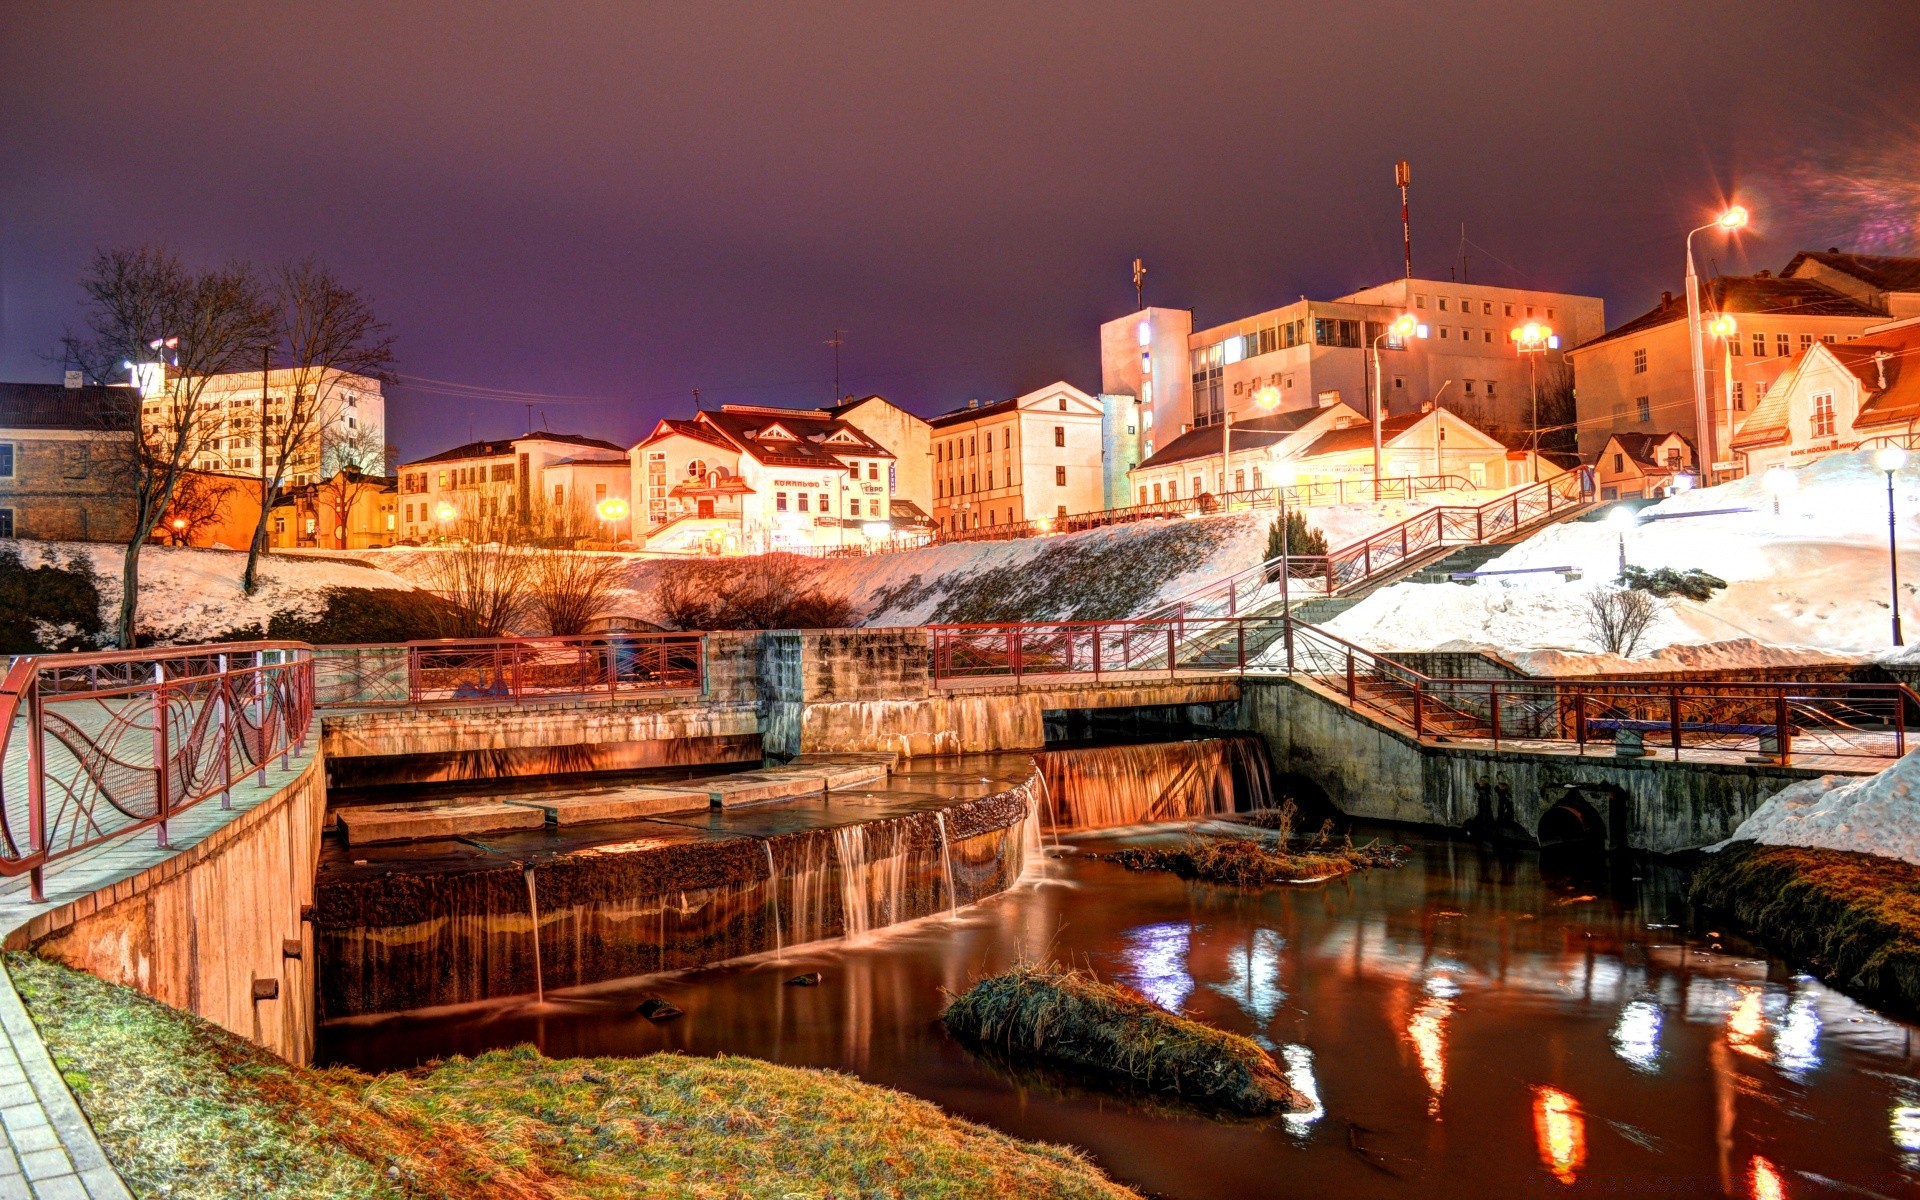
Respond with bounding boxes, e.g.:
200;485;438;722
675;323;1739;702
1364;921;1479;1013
4;2;1918;461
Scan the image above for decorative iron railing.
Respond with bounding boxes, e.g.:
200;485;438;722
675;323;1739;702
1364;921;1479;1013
312;633;705;708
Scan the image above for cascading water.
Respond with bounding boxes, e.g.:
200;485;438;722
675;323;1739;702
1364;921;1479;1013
934;811;958;917
522;865;545;1004
1035;735;1275;831
833;825;872;938
762;841;784;955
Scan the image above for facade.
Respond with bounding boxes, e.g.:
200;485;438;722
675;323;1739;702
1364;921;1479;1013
1127;403;1367;504
1098;393;1145;509
395;432;630;543
1570;252;1920;467
929;382;1106;533
630;406;899;554
1731;321;1920;474
1100;280;1603;463
268;473;399;550
1593;433;1698;501
154;470;264;549
137;367;386;485
824;394;934;522
0;382;137;542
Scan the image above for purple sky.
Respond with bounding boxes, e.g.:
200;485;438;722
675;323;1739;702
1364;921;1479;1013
4;2;1917;460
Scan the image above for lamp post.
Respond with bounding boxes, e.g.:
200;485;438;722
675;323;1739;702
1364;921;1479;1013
1220;385;1284;507
1707;313;1739;471
1878;445;1907;647
1685;205;1749;486
1609;505;1638;582
1509;321;1558;483
1762;465;1796;517
1272;461;1298;662
596;495;630;545
1372;314;1427;490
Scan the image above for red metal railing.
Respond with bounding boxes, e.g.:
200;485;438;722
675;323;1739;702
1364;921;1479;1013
1147;468;1594;619
313;633;705;708
0;643;313;899
927;614;1914;767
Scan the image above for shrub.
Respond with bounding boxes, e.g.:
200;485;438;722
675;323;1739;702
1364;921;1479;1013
264;587;461;644
1622;565;1728;602
1266;511;1327;561
655;554;854;631
0;547;104;652
1585;585;1661;656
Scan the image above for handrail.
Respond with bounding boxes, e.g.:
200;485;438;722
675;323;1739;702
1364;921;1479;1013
1144;467;1594;620
311;632;705;707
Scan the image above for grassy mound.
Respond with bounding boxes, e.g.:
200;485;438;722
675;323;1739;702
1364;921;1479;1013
942;963;1305;1115
8;954;1139;1200
1690;842;1920;1017
1099;832;1401;885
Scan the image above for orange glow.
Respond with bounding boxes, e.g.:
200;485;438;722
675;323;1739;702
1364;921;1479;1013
1719;204;1750;231
1709;314;1739;338
1252;385;1282;410
1532;1086;1587;1185
1406;995;1451;1112
1390;313;1418;337
1728;986;1767;1058
1749;1155;1785;1200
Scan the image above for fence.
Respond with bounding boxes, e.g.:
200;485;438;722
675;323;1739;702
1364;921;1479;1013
313;633;705;708
0;643;313;899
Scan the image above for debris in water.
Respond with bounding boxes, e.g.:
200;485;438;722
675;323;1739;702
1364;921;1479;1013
635;997;684;1021
787;972;824;987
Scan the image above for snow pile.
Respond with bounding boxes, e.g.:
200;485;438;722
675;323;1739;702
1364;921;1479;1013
1324;450;1920;662
1304;487;1504;547
1716;750;1920;867
1502;639;1864;678
13;541;418;644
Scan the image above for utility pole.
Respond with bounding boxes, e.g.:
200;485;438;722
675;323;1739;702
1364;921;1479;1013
692;387;701;414
1395;159;1413;281
1133;258;1147;310
826;329;846;402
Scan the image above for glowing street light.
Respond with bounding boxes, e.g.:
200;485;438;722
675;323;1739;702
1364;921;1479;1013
1608;504;1639;581
1687;204;1752;485
1373;315;1429;484
434;501;456;522
1877;444;1908;646
1253;384;1281;410
1762;464;1796;516
1510;322;1558;482
596;496;629;521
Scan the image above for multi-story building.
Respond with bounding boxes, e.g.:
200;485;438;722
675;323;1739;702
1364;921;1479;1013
630;406;899;554
928;382;1106;534
395;432;631;543
136;367;386;485
1731;320;1920;474
1569;251;1920;466
0;381;136;541
1099;279;1604;464
268;472;398;550
1592;432;1698;501
824;394;935;524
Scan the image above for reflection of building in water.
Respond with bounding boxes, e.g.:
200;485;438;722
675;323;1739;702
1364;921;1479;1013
1532;1086;1587;1185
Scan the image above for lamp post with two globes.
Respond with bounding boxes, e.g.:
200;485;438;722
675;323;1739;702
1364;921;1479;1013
1686;205;1750;484
1509;321;1559;482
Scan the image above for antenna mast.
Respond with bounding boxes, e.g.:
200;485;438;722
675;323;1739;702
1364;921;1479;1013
826;329;846;402
1133;258;1147;309
1395;159;1413;280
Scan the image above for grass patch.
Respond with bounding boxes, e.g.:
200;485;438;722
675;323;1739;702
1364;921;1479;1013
8;953;1139;1200
1690;841;1920;1018
942;962;1305;1116
1095;805;1405;885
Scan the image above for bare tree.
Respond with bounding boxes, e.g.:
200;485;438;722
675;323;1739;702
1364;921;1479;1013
654;553;854;630
526;547;629;635
153;471;229;546
408;511;533;637
62;247;272;646
243;259;395;589
314;423;392;548
1585;586;1661;656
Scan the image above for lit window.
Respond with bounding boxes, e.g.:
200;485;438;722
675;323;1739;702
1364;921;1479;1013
1811;392;1836;437
1632;348;1647;373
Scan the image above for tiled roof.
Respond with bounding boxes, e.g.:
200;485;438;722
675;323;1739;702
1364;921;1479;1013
0;382;136;431
700;406;894;468
1603;431;1695;469
1733;325;1920;448
1783;250;1920;295
637;417;735;452
1134;408;1333;471
403;432;625;468
1299;411;1430;457
928;397;1020;427
1576;275;1887;351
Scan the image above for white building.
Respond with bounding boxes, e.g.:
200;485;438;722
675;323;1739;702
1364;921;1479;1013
1731;320;1920;474
928;382;1109;534
395;432;632;543
137;367;385;484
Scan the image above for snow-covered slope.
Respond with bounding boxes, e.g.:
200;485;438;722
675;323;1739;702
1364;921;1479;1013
1324;450;1920;663
1716;750;1920;866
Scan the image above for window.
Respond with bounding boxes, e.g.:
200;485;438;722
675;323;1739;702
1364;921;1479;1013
438;470;448;487
1252;466;1262;489
1635;396;1651;423
1152;483;1162;502
1729;336;1742;356
1824;334;1836;344
1612;453;1625;473
868;461;879;479
1733;382;1745;410
1756;380;1769;399
1504;303;1514;317
1139;485;1148;504
1167;479;1177;499
1753;333;1767;357
1394;376;1406;390
1811;392;1836;437
273;516;285;535
1414;294;1426;308
1800;334;1814;350
0;444;12;477
1482;301;1493;315
1665;448;1682;468
1057;397;1067;411
1459;297;1470;311
1312;318;1361;348
849;499;860;516
797;493;809;512
1234;469;1245;490
1055;465;1067;486
1777;333;1791;357
1054;425;1065;447
1439;327;1449;339
1486;381;1497;397
1632;348;1647;373
1464;380;1475;394
1057;505;1067;518
1547;308;1556;320
776;492;788;511
818;493;829;511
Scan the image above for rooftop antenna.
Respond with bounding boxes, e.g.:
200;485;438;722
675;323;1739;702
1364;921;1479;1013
1459;222;1468;285
1133;258;1147;309
692;387;701;414
826;329;846;402
524;401;533;435
1395;159;1413;280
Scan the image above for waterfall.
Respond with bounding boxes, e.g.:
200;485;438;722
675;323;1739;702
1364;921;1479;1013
833;822;911;940
762;841;784;954
934;811;958;917
1035;736;1275;831
833;825;872;939
522;865;546;1005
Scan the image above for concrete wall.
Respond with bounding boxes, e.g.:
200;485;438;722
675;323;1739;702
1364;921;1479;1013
322;693;758;760
16;751;326;1064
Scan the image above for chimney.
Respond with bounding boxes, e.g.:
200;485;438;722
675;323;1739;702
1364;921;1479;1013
967;398;978;409
1875;350;1891;391
62;370;83;389
1757;269;1772;279
1661;290;1675;307
1420;400;1434;414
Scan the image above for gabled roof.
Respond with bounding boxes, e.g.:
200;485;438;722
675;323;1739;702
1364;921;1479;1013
1133;407;1342;471
1782;250;1920;295
698;405;894;468
928;382;1100;429
1733;325;1920;449
1602;431;1695;469
0;382;137;431
635;417;735;452
403;432;625;468
1299;408;1517;457
1576;274;1887;351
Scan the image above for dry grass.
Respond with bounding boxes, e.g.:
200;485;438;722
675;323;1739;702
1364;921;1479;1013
8;953;1139;1200
1690;841;1920;1017
942;962;1306;1116
1096;806;1403;886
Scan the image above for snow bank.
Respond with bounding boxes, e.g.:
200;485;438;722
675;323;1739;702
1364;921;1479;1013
13;541;418;644
1716;750;1920;867
1324;449;1920;662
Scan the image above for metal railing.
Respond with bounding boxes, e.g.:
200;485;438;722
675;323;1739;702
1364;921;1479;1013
1146;468;1594;620
927;614;1914;768
0;643;313;899
313;633;705;708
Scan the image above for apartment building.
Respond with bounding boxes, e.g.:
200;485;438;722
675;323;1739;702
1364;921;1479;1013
136;367;386;484
268;473;399;550
1569;251;1920;466
928;382;1106;533
1099;278;1603;463
0;382;137;541
824;394;935;521
395;432;630;543
631;405;899;554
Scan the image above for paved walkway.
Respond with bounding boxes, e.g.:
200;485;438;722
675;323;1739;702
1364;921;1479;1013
0;727;318;1199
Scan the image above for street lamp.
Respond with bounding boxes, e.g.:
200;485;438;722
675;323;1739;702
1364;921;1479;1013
1221;384;1284;505
1877;444;1907;646
1373;314;1428;489
1271;460;1299;661
1707;313;1740;470
596;495;631;544
1608;505;1638;581
1762;465;1796;516
1510;321;1559;482
1686;204;1750;486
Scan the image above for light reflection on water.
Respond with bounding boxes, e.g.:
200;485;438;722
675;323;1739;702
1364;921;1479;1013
1210;928;1287;1032
1119;921;1194;1012
1611;998;1663;1073
1532;1085;1587;1185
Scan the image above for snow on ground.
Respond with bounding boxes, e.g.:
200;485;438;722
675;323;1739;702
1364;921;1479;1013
13;541;418;643
1323;450;1920;665
1304;487;1505;547
1715;750;1920;866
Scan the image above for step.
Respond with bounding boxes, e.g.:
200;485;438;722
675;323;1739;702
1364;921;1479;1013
338;801;547;846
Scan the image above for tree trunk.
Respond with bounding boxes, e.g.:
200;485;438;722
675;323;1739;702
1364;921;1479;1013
242;495;271;594
117;533;143;649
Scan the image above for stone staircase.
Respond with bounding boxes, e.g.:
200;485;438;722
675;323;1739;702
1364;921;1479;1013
1404;543;1509;584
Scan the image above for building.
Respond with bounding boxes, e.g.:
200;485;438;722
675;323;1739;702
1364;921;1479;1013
153;470;264;549
630;406;899;554
929;382;1106;534
823;394;935;522
1570;251;1920;467
1099;279;1603;464
1730;321;1920;474
1593;433;1698;501
1098;393;1144;509
395;432;631;543
268;472;399;550
136;367;386;485
0;381;137;542
1127;403;1366;504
